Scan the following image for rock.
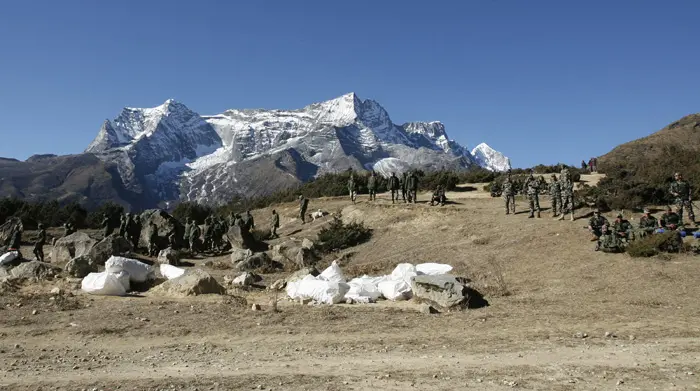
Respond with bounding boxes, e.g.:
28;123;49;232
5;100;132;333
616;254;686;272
230;248;253;264
301;238;315;250
223;275;234;285
32;310;38;315
139;209;183;249
157;248;180;266
411;275;467;309
295;247;318;268
0;217;22;247
269;279;286;291
10;261;61;280
345;298;354;304
64;255;98;278
419;304;440;314
251;303;261;311
226;226;257;250
150;269;225;297
574;332;589;339
234;252;280;272
51;232;98;265
285;266;320;283
50;287;63;295
232;272;261;287
88;236;133;265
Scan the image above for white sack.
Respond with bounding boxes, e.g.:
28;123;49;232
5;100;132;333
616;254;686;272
378;279;412;301
105;256;153;283
159;264;185;280
286;275;350;304
345;275;385;302
113;270;131;291
81;272;127;296
0;251;19;266
416;263;453;276
319;260;346;283
390;263;419;283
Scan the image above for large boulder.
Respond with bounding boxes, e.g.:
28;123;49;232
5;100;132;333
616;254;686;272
10;261;61;281
139;209;183;249
64;255;98;278
157;248;180;266
410;275;467;309
226;226;256;250
0;218;23;246
51;232;98;265
232;272;262;287
234;252;281;272
272;241;318;269
230;248;253;264
88;236;133;266
150;269;225;297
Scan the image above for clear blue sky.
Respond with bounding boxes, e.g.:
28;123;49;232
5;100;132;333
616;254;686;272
1;0;698;168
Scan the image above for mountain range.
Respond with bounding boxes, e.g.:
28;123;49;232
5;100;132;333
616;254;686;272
0;93;509;209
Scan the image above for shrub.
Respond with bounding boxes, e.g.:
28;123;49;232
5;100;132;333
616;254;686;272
172;202;213;224
317;214;372;253
627;231;683;258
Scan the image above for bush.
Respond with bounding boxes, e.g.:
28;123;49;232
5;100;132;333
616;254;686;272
626;231;683;258
172;202;213;224
317;214;373;253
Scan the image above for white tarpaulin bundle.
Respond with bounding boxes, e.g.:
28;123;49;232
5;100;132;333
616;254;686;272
0;251;19;266
81;271;130;296
285;261;453;304
105;256;154;283
159;264;185;280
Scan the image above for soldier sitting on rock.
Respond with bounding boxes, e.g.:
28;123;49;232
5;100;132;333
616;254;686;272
588;209;609;241
636;208;657;238
659;206;681;231
430;185;447;206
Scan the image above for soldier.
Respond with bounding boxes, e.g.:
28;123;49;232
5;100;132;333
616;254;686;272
430;185;446;206
388;172;400;204
347;174;357;204
596;225;623;253
669;172;695;225
367;172;377;201
659;205;681;230
183;218;193;244
9;225;23;259
523;171;540;218
148;221;159;256
130;215;142;250
299;195;309;224
401;172;408;203
549;174;562;217
611;213;634;241
637;208;658;237
588;209;609;241
202;216;213;250
33;223;46;262
502;175;516;215
558;169;575;221
245;210;255;231
189;222;201;254
167;227;177;249
101;213;113;238
118;214;128;238
271;210;280;239
407;171;419;204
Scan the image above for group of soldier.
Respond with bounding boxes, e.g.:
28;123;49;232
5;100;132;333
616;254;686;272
500;166;576;220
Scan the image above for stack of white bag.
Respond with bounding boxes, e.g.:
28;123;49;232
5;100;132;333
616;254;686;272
0;251;19;266
286;261;453;304
81;256;154;296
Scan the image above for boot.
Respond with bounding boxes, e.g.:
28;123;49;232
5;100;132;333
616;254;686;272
536;211;541;218
557;214;565;221
528;214;534;218
570;213;575;221
590;234;599;242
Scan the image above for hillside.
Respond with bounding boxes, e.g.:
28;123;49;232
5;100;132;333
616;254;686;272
595;113;700;208
3;175;700;390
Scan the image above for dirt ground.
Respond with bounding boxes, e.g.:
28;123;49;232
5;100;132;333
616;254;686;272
2;174;700;390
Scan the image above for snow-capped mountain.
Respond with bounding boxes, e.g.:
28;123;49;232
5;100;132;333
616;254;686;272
471;143;511;172
83;93;507;206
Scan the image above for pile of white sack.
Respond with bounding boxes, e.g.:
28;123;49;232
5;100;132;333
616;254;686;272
286;261;453;305
81;256;155;296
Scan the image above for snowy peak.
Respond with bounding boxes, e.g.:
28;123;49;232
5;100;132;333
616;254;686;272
471;143;511;172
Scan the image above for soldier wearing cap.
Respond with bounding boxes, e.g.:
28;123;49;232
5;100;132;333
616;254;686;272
588;209;609;241
637;208;658;237
659;205;681;230
612;213;633;241
669;172;695;225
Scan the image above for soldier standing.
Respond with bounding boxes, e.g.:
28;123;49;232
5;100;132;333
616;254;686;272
118;214;128;238
367;172;377;201
549;174;562;217
130;215;142;250
388;172;400;204
523;171;540;218
502;175;516;215
148;221;159;256
189;222;201;254
401;172;408;203
245;211;255;230
407;171;419;204
183;218;193;244
299;195;309;224
33;223;46;262
271;210;280;239
101;213;113;238
347;174;357;204
669;172;695;225
558;168;575;221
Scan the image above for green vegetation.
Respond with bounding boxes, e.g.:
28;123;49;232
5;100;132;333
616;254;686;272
316;214;373;253
626;231;683;257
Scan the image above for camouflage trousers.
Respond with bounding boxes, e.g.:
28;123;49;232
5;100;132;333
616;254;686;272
551;194;562;215
598;234;623;253
409;190;417;204
33;243;44;262
561;193;574;214
368;189;376;201
391;190;400;203
527;193;540;215
401;188;407;202
675;199;695;223
349;190;357;203
503;194;515;214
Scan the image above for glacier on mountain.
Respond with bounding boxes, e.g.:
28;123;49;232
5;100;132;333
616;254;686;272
85;93;508;206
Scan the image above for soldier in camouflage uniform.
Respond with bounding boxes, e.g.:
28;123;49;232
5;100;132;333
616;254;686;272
271;210;280;239
558;167;575;221
588;209;609;241
388;172;400;204
502;175;516;215
523;171;540;218
636;208;658;238
367;172;377;201
548;174;562;217
596;225;623;253
347;174;357;204
611;213;634;242
401;172;408;203
669;172;695;225
33;223;46;262
659;205;681;230
148;221;159;257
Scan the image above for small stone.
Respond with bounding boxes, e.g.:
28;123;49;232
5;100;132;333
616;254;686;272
32;310;38;315
50;287;63;295
419;304;439;314
476;379;483;383
688;371;694;375
433;374;438;379
617;380;624;385
14;344;20;349
251;304;261;311
605;331;611;338
629;335;636;340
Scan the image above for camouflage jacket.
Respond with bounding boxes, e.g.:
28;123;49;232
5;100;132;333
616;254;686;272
612;219;633;233
388;176;399;190
36;229;46;246
347;178;356;191
272;213;280;228
670;180;692;201
638;215;657;230
660;212;681;227
407;175;419;190
588;215;609;229
502;180;514;196
523;176;539;195
367;176;376;190
549;181;561;196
